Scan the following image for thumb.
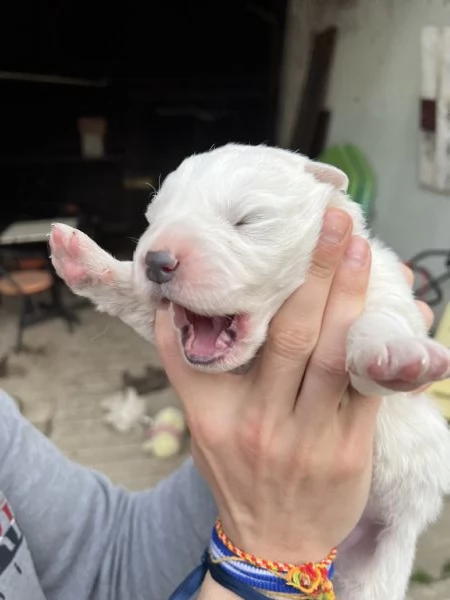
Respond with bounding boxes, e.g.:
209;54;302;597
154;309;247;442
154;309;223;422
154;308;192;387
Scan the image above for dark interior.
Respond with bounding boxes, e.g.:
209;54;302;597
0;1;288;248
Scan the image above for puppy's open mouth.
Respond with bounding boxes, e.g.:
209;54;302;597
171;303;247;365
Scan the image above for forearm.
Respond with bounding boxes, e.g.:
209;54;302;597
0;390;130;599
0;390;218;599
110;458;217;598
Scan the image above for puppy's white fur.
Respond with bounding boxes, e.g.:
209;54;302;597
49;144;450;600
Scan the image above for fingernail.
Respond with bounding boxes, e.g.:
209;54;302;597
345;236;369;267
321;209;350;244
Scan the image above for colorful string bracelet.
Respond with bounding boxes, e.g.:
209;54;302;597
168;518;337;600
212;519;336;599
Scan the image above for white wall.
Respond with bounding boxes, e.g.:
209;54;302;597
324;0;450;263
279;0;450;317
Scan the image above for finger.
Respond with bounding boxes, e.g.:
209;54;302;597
415;383;431;394
154;309;215;405
400;264;434;330
401;263;414;287
342;387;382;449
417;300;434;330
154;309;246;424
295;236;372;420
254;208;353;410
154;308;195;387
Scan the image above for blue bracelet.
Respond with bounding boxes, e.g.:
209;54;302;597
208;553;277;600
168;549;272;600
168;525;335;599
209;524;323;595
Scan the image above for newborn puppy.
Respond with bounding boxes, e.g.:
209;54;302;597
49;144;450;600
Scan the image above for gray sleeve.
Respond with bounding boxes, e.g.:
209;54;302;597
0;389;217;600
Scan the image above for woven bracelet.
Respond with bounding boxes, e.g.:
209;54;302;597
168;519;337;600
211;519;336;599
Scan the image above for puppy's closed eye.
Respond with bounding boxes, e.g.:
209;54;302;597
234;217;252;228
233;213;263;228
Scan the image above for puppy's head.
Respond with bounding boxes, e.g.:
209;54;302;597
134;144;348;372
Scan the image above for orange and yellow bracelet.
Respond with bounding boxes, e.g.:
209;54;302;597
213;519;337;599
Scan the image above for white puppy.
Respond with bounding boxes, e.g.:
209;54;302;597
49;144;450;600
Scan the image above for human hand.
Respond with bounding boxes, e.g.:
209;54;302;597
400;263;434;329
155;209;435;567
155;208;372;565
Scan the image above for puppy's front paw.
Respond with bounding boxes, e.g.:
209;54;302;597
348;335;450;392
49;224;114;293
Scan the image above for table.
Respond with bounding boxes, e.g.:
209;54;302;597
0;217;78;245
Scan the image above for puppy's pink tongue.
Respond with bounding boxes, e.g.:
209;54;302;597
190;316;226;357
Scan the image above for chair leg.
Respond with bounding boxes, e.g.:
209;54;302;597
16;297;31;352
50;283;80;332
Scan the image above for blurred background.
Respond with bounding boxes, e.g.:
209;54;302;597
0;0;285;245
1;1;450;597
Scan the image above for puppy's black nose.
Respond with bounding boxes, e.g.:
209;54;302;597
145;251;179;283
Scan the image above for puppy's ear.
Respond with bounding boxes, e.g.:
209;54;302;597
305;161;349;192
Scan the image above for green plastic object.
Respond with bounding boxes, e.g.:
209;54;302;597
317;144;375;220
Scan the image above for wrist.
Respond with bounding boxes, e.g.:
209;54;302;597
169;520;337;600
199;573;287;600
199;573;237;599
211;519;336;599
199;573;288;600
219;515;332;566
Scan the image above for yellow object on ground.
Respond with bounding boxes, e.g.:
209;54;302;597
427;303;450;420
142;406;186;458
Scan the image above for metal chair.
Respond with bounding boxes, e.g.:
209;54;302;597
0;266;79;351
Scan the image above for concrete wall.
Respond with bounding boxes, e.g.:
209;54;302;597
279;0;450;316
325;0;450;258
